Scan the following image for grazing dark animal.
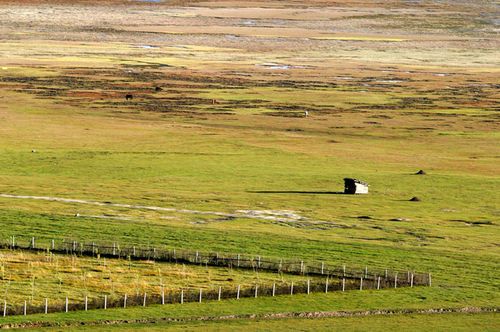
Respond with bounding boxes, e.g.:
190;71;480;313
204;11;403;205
125;94;133;101
409;196;421;202
415;170;426;175
155;86;162;92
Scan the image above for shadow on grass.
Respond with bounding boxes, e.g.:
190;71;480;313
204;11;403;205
248;190;346;195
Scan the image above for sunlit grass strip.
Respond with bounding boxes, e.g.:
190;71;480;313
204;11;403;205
0;237;430;313
2;274;416;317
1;237;431;286
0;248;308;307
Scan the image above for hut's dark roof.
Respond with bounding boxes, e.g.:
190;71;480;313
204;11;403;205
344;178;369;186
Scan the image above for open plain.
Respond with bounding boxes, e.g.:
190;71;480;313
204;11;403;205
0;0;498;330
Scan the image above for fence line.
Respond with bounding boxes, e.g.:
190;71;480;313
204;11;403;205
0;236;431;287
1;276;415;317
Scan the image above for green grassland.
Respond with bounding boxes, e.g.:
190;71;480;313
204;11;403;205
0;83;498;327
0;296;497;331
45;312;500;332
0;0;498;329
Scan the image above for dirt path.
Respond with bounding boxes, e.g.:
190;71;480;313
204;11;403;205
0;306;496;329
0;193;318;224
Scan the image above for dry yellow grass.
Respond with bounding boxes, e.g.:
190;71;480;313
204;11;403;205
0;249;305;306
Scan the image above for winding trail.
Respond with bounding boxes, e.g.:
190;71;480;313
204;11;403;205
0;193;317;224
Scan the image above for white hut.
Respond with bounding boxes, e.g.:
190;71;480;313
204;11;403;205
344;178;369;194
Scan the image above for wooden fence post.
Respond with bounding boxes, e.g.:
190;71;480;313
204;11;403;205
377;276;381;290
23;301;27;316
124;294;127;308
254;285;258;298
218;286;222;301
65;297;69;313
237;285;240;299
44;298;48;314
360;277;363;290
180;290;184;304
321;262;324;275
394;273;398;289
342;278;345;292
143;293;147;307
428;273;432;287
257;256;261;268
104;295;107;310
290;282;294;295
162;289;165;305
307;279;310;294
199;289;202;303
272;283;276;297
411;273;414;287
325;277;329;293
85;296;88;311
2;300;6;317
51;239;55;251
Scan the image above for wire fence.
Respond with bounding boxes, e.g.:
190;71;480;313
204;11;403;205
0;236;431;286
2;276;411;317
0;236;431;316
